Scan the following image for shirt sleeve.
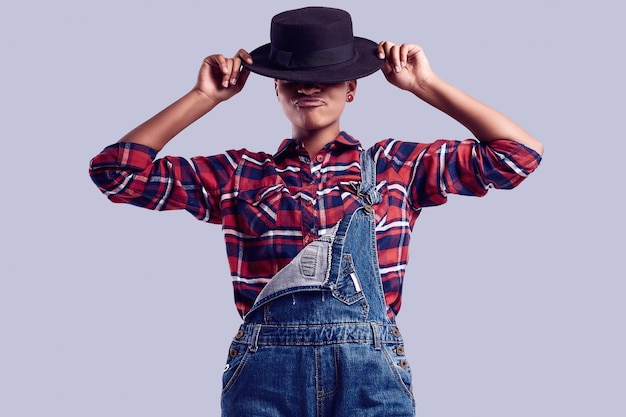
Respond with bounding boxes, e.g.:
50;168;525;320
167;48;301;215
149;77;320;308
88;142;240;223
376;138;542;209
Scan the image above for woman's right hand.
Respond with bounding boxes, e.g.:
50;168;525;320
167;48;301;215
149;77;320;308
194;49;253;103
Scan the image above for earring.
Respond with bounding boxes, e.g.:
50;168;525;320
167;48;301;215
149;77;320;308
347;94;354;102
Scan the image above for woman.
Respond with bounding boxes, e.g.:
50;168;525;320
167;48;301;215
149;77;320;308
90;6;543;416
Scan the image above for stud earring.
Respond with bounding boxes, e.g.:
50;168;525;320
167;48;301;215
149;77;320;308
347;94;354;102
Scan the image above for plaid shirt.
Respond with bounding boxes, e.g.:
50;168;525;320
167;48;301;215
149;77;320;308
89;132;541;319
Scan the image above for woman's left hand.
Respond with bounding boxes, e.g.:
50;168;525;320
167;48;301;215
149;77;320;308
377;41;435;93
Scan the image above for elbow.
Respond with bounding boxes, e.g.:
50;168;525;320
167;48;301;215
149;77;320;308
528;138;544;157
517;131;544;157
88;164;134;201
89;170;121;198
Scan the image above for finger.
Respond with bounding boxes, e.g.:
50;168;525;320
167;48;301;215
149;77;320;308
379;41;402;72
205;54;226;71
377;41;386;59
223;60;236;88
207;55;230;88
400;43;421;65
237;48;253;65
398;44;409;68
202;55;219;77
388;44;402;73
237;66;251;89
230;56;243;85
376;42;392;76
230;49;254;86
377;41;395;59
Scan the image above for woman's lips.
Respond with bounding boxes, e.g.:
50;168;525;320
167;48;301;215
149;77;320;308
294;98;326;108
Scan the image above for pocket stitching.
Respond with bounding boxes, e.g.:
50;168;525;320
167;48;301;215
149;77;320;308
381;344;415;402
221;345;252;397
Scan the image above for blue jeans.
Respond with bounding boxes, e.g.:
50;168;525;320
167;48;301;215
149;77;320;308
221;206;415;416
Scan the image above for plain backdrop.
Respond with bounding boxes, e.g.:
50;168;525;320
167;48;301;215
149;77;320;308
1;0;624;416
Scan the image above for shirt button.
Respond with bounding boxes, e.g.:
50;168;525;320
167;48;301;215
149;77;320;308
315;154;324;163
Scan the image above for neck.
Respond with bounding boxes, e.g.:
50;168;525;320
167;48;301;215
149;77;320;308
293;126;340;158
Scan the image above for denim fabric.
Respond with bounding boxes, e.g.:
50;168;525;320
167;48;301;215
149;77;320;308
221;150;415;416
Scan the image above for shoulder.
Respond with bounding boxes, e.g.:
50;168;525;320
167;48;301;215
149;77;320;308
368;138;431;166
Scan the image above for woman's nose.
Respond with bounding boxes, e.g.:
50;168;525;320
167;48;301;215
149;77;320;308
296;83;322;95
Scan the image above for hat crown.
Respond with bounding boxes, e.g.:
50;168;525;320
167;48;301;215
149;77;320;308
269;7;356;69
271;7;354;52
244;7;383;83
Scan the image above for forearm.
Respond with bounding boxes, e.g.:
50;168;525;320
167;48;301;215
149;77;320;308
118;89;218;152
411;75;544;155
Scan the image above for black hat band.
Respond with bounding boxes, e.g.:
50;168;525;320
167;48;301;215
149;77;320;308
269;43;356;69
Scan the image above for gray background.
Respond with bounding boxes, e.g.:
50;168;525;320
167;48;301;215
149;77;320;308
1;0;624;416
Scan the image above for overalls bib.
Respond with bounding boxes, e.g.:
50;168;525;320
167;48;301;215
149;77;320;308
221;148;415;417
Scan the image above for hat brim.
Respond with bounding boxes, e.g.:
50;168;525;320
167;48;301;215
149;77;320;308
243;37;384;83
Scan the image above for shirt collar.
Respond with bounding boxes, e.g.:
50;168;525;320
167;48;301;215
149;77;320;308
274;131;362;161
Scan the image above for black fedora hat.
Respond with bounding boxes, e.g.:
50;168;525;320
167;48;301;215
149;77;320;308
244;7;383;83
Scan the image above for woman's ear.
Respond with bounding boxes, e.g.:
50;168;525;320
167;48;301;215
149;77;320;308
348;79;357;95
274;79;279;98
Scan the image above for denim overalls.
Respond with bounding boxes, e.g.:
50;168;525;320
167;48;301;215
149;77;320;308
221;148;415;416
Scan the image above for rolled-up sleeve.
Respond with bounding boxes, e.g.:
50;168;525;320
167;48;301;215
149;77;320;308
378;138;542;209
88;142;236;223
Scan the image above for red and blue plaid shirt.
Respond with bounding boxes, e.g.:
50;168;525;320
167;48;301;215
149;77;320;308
89;132;541;319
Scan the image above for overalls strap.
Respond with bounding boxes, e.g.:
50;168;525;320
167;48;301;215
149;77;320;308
359;146;382;205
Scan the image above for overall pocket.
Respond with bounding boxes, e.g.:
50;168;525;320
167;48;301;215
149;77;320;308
381;343;414;401
331;254;366;305
221;341;251;396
